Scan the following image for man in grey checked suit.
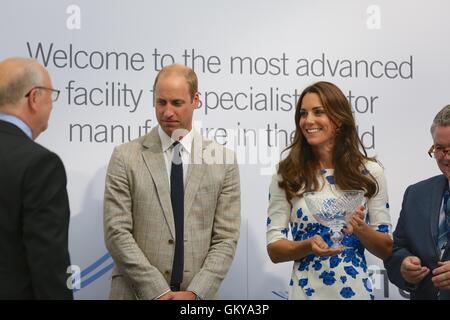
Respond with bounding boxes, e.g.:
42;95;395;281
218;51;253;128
103;64;241;300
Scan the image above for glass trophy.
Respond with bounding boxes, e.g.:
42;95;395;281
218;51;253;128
304;190;365;249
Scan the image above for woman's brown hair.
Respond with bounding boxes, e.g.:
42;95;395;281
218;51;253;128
277;81;378;204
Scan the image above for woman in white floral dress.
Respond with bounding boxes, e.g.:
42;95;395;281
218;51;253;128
266;81;392;300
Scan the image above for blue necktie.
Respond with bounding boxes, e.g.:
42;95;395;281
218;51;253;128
170;141;184;291
438;190;450;252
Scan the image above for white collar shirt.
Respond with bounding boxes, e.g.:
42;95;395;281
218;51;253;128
158;126;192;187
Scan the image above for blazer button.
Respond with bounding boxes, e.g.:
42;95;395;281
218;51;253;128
168;239;174;244
165;270;170;275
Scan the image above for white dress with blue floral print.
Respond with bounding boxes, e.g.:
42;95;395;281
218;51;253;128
267;160;392;300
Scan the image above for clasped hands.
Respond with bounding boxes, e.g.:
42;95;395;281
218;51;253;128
401;256;450;290
158;291;197;300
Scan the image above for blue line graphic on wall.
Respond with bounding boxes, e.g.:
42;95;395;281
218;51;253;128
72;252;115;292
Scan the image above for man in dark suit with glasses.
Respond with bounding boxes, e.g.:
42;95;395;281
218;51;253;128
385;105;450;299
0;57;72;299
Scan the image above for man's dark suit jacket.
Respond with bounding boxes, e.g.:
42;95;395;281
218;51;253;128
0;120;73;299
384;174;450;299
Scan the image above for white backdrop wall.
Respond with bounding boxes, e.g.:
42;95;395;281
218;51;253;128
2;0;450;299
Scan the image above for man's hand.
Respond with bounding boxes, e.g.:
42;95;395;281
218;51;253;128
171;291;197;300
158;291;175;300
432;261;450;289
400;256;430;284
158;291;196;300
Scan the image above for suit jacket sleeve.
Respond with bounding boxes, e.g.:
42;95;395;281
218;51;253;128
104;146;170;299
187;153;241;299
22;151;73;299
384;185;414;291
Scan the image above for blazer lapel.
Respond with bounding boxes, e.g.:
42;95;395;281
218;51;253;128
184;131;207;219
141;128;175;238
429;175;448;260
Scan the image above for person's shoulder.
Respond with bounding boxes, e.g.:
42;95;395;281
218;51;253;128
270;171;282;183
199;134;228;149
113;134;148;153
29;140;61;161
24;142;66;172
197;133;236;160
363;158;384;174
408;174;445;190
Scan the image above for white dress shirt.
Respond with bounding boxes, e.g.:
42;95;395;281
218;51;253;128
158;126;192;189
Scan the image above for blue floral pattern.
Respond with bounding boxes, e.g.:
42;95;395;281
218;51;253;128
362;278;373;293
305;288;315;296
313;260;323;271
297;208;303;219
299;278;308;288
377;224;389;233
330;255;342;268
326;175;335;184
344;266;359;279
319;271;336;286
340;287;356;299
267;163;392;299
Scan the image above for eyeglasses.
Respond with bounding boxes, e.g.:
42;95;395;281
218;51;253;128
24;86;60;102
428;144;450;158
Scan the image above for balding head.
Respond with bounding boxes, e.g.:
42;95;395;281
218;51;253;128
0;57;48;108
0;57;54;139
153;64;198;101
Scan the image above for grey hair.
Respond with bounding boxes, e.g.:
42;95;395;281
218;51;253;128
430;104;450;135
0;63;43;107
431;105;450;135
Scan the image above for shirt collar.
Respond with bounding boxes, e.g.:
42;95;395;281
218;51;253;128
158;126;193;154
0;112;32;139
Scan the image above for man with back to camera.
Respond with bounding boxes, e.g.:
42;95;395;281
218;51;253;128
103;64;241;300
0;57;73;299
385;105;450;299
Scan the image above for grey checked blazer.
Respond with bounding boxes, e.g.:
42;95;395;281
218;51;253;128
104;127;240;300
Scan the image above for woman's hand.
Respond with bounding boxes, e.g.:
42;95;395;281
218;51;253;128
309;235;342;256
345;206;366;235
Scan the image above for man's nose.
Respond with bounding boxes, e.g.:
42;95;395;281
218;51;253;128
163;105;174;117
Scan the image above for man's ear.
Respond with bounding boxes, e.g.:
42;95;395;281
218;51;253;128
192;92;200;109
26;89;40;114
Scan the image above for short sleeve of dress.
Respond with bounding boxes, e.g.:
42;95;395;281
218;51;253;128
267;174;292;246
364;160;393;237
